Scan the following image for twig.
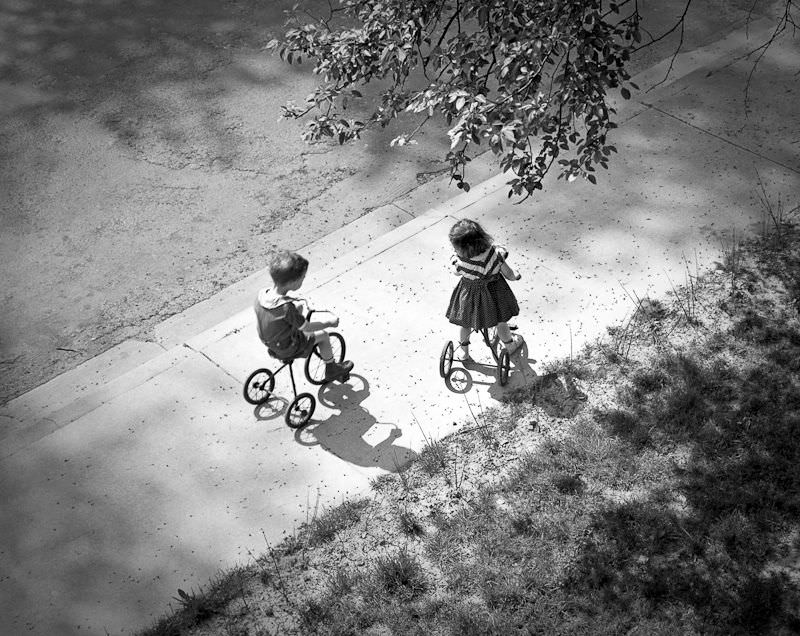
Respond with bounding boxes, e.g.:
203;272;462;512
261;530;297;609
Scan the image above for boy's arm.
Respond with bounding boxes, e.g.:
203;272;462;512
302;316;338;331
297;303;338;331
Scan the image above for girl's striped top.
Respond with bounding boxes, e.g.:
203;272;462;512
451;245;507;280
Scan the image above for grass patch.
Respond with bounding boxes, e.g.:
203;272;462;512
397;507;426;537
417;438;449;475
142;567;251;634
304;498;370;547
372;547;429;600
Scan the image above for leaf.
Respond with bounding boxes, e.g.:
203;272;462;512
587;174;597;184
620;87;631;99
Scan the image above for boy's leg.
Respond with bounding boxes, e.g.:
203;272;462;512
312;331;354;381
312;331;333;360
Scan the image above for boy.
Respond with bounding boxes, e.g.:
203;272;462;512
255;250;354;382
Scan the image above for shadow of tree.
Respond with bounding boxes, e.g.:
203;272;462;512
575;290;800;631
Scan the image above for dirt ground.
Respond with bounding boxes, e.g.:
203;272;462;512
0;0;769;403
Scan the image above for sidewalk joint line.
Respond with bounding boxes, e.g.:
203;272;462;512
183;343;241;383
307;215;454;291
390;202;416;217
644;103;800;176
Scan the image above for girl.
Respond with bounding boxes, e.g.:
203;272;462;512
446;218;523;361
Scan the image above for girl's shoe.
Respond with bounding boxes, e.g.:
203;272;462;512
455;345;473;363
502;334;524;356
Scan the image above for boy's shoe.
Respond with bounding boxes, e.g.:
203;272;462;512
502;334;524;356
325;360;354;382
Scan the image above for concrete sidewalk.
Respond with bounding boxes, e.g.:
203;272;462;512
1;17;799;635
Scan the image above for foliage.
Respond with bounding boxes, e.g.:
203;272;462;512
269;0;647;197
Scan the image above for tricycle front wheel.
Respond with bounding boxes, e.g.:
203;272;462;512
439;341;454;378
498;350;511;386
305;332;346;385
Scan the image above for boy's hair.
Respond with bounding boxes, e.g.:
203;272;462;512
269;250;309;285
449;219;493;259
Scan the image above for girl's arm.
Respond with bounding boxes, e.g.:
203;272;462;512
450;254;460;276
498;249;521;280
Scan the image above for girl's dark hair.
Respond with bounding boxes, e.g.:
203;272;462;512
449;219;493;258
269;250;309;285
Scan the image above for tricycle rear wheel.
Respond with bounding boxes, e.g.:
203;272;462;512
243;368;275;404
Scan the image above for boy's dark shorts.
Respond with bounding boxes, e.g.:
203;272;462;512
265;332;317;361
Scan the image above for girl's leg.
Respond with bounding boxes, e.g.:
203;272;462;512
497;322;522;355
456;326;472;361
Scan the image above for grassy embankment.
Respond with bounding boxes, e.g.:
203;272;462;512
142;214;800;636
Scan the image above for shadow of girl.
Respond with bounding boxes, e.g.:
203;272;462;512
293;374;418;472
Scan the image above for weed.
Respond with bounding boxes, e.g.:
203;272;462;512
448;444;467;490
718;228;745;292
444;602;494;636
326;566;357;597
508;510;535;536
605;322;636;361
397;507;426;537
369;472;395;492
171;587;215;624
305;498;369;546
155;567;249;632
372;547;429;600
597;408;652;449
666;252;701;326
542;353;593;380
257;568;272;587
298;589;382;635
630;366;670;395
551;471;585;495
417;438;448;476
756;168;800;246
